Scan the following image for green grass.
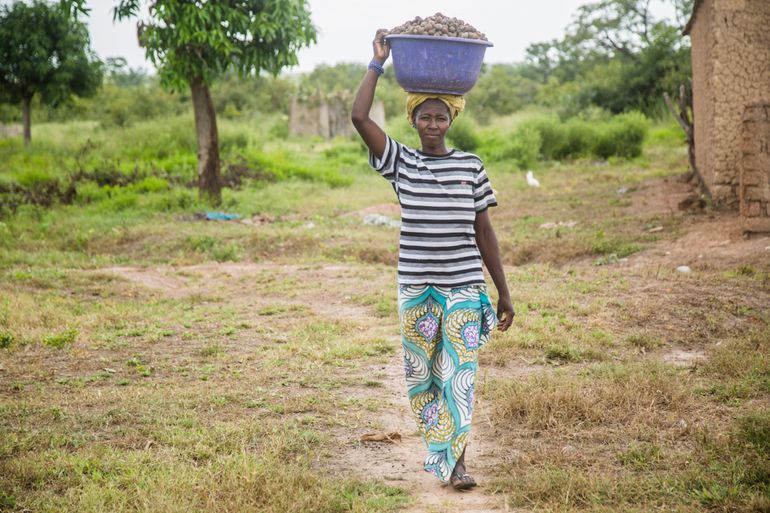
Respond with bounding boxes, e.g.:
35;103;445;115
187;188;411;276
1;113;768;513
1;417;408;512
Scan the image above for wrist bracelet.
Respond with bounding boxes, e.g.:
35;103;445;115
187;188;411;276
368;60;384;76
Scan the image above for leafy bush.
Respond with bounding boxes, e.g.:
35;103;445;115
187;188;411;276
594;112;649;159
244;149;351;187
0;330;14;349
385;117;420;149
101;189;139;211
510;112;648;162
147;188;199;211
74;181;109;205
447;117;480;152
42;328;78;349
520;116;566;160
561;119;599;159
15;168;57;189
134;176;169;193
479;125;541;169
647;121;684;148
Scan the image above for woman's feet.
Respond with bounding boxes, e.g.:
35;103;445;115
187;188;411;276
449;448;478;490
450;469;477;490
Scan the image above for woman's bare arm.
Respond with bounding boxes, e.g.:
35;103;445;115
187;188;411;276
351;29;390;159
475;209;514;331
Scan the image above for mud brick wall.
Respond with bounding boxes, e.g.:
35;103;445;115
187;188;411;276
687;0;770;210
289;97;385;139
740;102;770;234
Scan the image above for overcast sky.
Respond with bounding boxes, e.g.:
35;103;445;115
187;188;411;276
80;0;676;73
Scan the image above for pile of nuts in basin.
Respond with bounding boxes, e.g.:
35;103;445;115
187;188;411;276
388;12;487;41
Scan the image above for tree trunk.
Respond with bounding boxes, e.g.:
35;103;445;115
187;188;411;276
663;86;703;191
22;96;31;147
190;78;222;205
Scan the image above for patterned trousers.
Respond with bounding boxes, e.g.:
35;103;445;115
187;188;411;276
398;284;497;482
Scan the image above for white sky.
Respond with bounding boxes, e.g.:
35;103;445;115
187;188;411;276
80;0;677;73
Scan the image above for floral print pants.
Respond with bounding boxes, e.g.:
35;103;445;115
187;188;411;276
398;284;497;482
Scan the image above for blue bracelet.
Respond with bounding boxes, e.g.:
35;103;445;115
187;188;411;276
368;60;384;76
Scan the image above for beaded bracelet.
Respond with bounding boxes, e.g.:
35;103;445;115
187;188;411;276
368;60;384;76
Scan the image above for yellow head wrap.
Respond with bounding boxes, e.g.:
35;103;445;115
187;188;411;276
406;93;465;123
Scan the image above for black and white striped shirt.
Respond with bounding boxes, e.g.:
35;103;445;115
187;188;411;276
369;135;498;287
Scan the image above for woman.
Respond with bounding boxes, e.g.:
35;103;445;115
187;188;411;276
351;29;514;491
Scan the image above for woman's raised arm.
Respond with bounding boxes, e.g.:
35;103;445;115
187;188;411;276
351;29;390;159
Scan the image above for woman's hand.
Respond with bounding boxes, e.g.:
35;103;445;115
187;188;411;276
372;29;390;64
496;297;515;331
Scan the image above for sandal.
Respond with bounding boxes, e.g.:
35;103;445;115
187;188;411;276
450;471;477;490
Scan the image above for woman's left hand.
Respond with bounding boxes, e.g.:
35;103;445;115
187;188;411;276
496;297;515;331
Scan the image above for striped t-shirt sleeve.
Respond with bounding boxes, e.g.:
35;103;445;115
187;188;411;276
474;165;498;212
368;135;399;184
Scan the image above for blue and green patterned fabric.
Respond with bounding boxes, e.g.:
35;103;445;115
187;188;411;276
398;284;497;482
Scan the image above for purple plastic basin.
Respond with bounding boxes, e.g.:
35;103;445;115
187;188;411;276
385;34;493;95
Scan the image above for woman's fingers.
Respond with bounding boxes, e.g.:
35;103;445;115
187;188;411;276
497;306;515;331
371;29;390;62
373;29;389;45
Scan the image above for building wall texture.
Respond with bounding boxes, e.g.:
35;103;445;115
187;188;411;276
739;101;770;234
688;0;770;210
289;97;385;139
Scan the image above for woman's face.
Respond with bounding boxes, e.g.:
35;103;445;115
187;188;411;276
414;100;451;145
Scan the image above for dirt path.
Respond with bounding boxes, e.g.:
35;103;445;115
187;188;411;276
339;340;512;513
104;262;516;511
97;180;769;513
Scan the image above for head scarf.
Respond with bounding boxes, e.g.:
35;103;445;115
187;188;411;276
405;93;465;123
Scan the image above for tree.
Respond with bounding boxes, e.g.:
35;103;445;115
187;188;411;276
104;57;150;88
523;0;691;115
0;0;102;146
466;64;540;123
107;0;317;205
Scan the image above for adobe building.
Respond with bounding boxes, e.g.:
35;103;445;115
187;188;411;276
289;92;385;139
684;0;770;232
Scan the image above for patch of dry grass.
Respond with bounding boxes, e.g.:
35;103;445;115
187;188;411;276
484;362;693;433
2;127;769;512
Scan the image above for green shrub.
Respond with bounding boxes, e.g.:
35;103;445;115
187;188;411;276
188;235;217;253
0;330;14;349
494;112;646;162
74;181;108;205
385;117;420;149
133;176;169;193
561;118;599;159
647;121;684;148
147;188;198;211
247;149;351;187
155;153;197;180
268;116;289;139
102;189;139;211
42;327;78;349
594;111;649;159
321;140;366;168
15;168;57;188
211;242;242;262
480;126;541;169
447;117;480;152
521;116;567;161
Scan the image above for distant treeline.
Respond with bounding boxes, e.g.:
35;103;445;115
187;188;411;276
0;0;693;127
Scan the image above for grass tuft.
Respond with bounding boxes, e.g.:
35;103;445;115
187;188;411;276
42;327;78;349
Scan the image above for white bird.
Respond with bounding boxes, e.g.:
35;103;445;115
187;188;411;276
526;170;540;188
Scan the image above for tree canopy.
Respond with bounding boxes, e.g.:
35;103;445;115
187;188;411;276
113;0;317;90
519;0;692;116
58;0;319;204
0;0;102;144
